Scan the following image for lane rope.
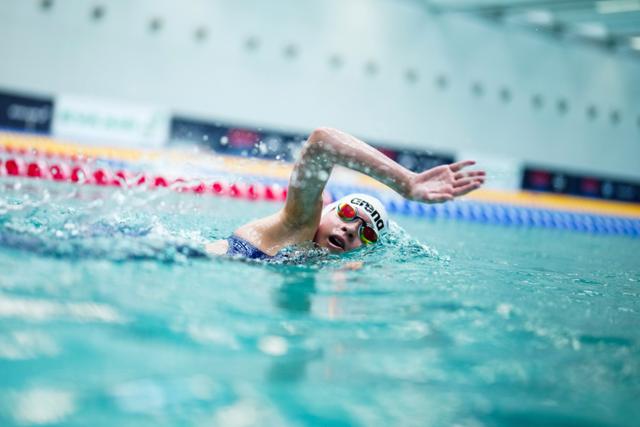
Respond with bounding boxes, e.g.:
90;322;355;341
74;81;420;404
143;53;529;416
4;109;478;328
1;154;639;238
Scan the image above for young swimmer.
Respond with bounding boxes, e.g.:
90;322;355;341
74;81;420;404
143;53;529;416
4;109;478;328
205;127;485;260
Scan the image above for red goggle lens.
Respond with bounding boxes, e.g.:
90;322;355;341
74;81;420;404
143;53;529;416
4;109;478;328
360;225;378;244
337;203;357;220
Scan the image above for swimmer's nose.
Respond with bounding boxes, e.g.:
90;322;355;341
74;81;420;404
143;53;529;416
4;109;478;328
341;222;359;242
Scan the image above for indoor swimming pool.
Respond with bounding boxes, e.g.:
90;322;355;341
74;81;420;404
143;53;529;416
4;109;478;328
2;0;639;425
1;178;638;426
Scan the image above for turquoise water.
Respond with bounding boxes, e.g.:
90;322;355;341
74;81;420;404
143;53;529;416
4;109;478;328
1;178;639;426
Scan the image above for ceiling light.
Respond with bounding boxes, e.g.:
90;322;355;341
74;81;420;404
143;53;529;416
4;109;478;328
596;0;640;14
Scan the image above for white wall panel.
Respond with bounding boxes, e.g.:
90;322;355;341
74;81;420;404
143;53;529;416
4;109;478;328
0;0;638;179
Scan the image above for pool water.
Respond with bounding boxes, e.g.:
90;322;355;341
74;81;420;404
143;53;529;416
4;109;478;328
1;178;639;426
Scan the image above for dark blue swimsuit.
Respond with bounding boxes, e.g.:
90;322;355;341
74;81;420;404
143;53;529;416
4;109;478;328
226;235;278;261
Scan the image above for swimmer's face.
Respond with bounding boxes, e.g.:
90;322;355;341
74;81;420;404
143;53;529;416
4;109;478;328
313;207;367;253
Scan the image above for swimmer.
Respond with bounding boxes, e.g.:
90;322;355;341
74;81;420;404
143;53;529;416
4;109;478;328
205;127;485;260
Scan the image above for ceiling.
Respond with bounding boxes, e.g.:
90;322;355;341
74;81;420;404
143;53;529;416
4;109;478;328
415;0;640;56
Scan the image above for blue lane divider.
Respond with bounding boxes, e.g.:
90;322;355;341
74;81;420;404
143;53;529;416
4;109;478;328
327;186;640;238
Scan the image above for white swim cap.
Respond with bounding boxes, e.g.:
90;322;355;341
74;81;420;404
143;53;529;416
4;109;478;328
323;193;389;236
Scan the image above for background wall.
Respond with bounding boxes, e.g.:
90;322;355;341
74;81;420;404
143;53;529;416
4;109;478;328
0;0;639;181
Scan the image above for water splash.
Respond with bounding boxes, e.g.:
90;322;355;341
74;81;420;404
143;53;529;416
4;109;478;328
1;178;447;267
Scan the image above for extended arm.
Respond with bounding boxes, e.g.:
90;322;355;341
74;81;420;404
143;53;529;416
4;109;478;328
282;127;485;228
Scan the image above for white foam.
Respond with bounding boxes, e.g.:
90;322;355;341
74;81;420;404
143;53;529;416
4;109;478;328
496;303;514;319
0;331;59;360
212;398;288;427
184;324;240;349
257;335;288;356
13;388;76;424
0;295;126;323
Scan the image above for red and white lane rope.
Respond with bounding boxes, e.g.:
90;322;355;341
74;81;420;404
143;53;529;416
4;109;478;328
0;155;290;202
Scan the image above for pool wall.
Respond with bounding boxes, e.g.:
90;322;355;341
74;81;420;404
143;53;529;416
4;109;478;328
1;0;639;185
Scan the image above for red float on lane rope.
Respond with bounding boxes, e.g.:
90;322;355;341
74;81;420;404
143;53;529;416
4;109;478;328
71;165;89;183
27;161;48;179
229;183;244;198
191;182;207;194
153;176;168;187
264;185;275;200
247;184;259;200
92;169;111;186
135;174;147;186
211;181;226;195
114;170;129;186
4;158;25;176
49;163;70;181
267;184;287;201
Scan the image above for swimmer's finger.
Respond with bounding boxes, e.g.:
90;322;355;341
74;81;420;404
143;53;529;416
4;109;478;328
454;176;485;188
450;160;475;172
453;180;483;196
453;177;474;188
454;170;485;180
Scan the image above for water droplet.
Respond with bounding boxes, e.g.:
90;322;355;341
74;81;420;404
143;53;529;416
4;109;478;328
496;303;513;319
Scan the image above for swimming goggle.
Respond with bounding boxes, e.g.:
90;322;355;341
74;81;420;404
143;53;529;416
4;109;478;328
336;202;379;245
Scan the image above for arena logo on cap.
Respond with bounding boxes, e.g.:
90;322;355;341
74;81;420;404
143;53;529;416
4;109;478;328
350;197;385;231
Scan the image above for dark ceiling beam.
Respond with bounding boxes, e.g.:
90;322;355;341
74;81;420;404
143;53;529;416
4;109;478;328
421;0;640;57
427;0;599;14
545;9;640;32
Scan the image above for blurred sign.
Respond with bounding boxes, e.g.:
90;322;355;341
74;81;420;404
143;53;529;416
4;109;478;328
227;129;261;148
169;115;453;170
169;116;305;161
52;95;168;148
522;167;640;202
389;149;454;173
0;90;53;133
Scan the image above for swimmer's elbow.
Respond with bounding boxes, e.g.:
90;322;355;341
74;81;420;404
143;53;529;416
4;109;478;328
309;127;333;141
306;127;337;153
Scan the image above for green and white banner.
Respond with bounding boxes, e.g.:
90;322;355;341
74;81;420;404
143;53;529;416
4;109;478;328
52;95;169;148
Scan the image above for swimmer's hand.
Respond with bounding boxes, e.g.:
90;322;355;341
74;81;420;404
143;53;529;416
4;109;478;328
406;160;485;203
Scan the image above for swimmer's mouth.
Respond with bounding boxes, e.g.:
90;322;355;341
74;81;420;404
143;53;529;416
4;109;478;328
328;235;345;251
